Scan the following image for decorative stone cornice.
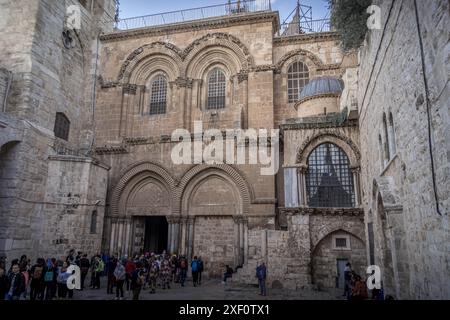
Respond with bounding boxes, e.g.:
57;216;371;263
280;118;358;130
124;137;149;145
252;64;276;73
279;206;364;217
273;32;340;45
100;12;280;42
95;145;128;155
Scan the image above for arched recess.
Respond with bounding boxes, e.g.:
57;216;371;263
176;164;252;216
371;177;406;298
182;33;254;76
297;132;361;167
110;161;177;216
275;49;327;75
311;229;366;289
117;42;183;83
311;227;365;252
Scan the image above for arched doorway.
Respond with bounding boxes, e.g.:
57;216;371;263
180;166;250;277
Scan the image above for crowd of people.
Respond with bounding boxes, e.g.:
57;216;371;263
343;262;388;300
0;250;205;300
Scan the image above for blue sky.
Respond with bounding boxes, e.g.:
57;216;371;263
119;0;330;22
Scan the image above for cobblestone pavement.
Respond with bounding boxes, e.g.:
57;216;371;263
74;278;343;300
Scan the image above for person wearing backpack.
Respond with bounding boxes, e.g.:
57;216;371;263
197;257;204;286
93;255;104;289
29;258;45;300
43;259;57;300
191;256;199;287
179;256;188;287
131;262;145;300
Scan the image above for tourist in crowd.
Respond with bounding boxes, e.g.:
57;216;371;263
148;255;159;294
197;257;204;286
93;255;104;289
191;256;199;287
43;258;57;300
6;263;25;300
131;262;145;300
179;256;188;287
0;266;9;300
343;262;353;299
222;265;234;284
56;261;71;299
106;256;117;294
29;258;45;300
79;254;90;290
125;256;136;291
351;274;368;300
161;255;171;290
113;259;126;300
66;249;76;265
256;262;267;296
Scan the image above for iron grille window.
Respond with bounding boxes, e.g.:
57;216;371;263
54;112;70;141
288;61;309;103
335;238;347;248
306;143;355;208
207;68;226;110
149;75;167;115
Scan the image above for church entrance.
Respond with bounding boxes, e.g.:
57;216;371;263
144;216;168;254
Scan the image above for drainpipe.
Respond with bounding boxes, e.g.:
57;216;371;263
2;70;12;113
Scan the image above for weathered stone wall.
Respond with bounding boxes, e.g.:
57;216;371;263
0;0;116;260
358;0;450;299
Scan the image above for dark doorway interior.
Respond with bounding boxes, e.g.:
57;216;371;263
144;216;168;254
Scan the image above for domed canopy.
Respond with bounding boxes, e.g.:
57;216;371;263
299;76;344;102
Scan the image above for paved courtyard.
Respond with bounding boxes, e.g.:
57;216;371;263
74;278;343;300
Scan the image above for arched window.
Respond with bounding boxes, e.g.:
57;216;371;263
378;134;385;169
90;210;97;234
207;68;226;110
388;112;396;156
54;112;70;141
288;61;309;103
149;74;167;115
306;143;355;208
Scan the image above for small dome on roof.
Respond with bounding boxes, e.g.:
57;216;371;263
299;76;344;102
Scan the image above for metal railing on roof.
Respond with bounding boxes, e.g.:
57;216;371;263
114;0;272;31
278;18;331;36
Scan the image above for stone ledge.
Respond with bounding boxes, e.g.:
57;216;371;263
279;206;364;216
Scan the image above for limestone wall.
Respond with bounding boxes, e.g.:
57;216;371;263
358;0;450;299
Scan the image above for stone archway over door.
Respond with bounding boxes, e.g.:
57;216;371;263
108;162;175;257
181;171;248;277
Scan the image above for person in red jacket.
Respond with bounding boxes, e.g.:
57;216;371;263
124;257;136;291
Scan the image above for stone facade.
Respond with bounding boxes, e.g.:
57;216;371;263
0;0;116;259
0;0;448;299
358;0;450;299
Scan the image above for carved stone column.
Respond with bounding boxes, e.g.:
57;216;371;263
298;165;308;206
186;216;195;260
351;166;361;206
179;217;188;256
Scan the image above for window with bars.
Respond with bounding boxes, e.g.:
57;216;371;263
149;75;167;115
306;143;355;208
288;61;309;103
54;112;70;141
207;68;226;110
